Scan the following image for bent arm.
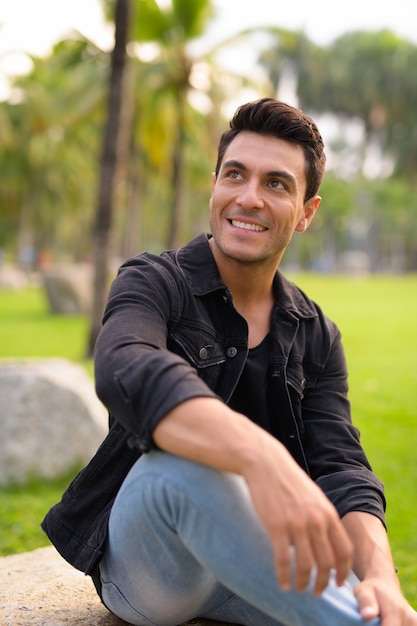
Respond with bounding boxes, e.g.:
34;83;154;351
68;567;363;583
153;396;353;595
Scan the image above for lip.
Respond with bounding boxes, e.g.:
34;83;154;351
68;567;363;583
228;218;268;233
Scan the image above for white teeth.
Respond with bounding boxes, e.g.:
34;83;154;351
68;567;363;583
231;220;266;232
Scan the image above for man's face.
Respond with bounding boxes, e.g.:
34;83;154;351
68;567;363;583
209;131;320;268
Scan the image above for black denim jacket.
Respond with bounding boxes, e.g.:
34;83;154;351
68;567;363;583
42;233;385;576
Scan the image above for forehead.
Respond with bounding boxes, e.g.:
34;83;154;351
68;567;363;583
221;131;306;176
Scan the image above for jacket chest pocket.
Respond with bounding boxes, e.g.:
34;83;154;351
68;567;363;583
168;325;226;387
286;356;320;396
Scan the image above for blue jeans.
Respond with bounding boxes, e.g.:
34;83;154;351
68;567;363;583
99;451;381;626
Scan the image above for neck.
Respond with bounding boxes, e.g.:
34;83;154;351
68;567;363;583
209;239;278;306
208;240;277;347
222;263;275;310
229;269;275;348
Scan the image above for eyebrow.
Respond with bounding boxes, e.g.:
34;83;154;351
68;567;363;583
221;159;296;185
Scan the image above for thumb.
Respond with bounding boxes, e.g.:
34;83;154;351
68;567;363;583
354;583;379;621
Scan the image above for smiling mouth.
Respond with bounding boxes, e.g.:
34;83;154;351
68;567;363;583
230;219;267;232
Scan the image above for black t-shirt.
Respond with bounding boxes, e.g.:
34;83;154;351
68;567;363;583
228;334;270;431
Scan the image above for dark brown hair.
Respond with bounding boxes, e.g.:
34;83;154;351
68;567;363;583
215;98;326;202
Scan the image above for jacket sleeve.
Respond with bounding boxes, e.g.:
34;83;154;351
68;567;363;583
299;316;386;526
94;254;218;451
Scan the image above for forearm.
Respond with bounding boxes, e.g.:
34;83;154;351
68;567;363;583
342;511;399;586
152;396;283;476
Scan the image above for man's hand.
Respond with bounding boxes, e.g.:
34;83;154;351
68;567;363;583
342;512;417;625
242;429;353;595
354;578;417;625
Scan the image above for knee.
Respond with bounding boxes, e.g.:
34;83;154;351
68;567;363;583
109;451;207;532
110;450;252;539
121;450;224;498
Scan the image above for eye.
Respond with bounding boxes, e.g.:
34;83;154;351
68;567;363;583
226;169;243;180
269;179;285;190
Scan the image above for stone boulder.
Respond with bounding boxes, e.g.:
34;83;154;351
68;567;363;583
0;265;28;290
42;265;93;315
0;547;237;626
0;359;107;486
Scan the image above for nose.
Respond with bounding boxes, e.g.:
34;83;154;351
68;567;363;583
236;179;264;209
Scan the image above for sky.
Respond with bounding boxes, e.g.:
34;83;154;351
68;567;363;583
1;0;416;99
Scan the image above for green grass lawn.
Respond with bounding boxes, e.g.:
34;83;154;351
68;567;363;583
292;273;417;605
0;285;91;365
0;276;416;607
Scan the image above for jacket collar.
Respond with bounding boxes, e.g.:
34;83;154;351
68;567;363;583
175;232;317;320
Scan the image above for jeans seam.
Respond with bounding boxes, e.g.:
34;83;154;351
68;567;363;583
100;579;160;626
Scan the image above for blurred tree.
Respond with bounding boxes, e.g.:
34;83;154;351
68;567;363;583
1;14;416;279
128;0;215;250
258;28;417;183
0;39;107;264
303;30;417;184
87;0;131;357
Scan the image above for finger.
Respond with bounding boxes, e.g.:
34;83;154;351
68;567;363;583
328;522;353;586
291;534;316;592
290;505;341;595
272;533;293;591
307;526;335;596
354;584;379;621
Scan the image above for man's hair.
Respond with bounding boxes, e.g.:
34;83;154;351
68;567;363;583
215;98;326;202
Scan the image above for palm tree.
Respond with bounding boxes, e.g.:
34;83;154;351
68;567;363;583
258;28;417;182
130;0;215;250
87;0;131;357
0;39;107;264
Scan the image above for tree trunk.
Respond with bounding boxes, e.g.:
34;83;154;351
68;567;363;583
167;90;186;250
86;0;131;357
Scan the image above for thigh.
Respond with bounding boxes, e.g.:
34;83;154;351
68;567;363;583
100;452;239;625
99;451;282;625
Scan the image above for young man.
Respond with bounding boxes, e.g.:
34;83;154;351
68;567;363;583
42;98;417;626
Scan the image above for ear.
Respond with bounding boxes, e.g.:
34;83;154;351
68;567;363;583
209;173;217;211
295;195;321;233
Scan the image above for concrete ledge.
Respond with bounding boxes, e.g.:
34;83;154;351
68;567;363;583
0;547;237;626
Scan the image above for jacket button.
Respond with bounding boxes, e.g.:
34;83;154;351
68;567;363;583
199;347;208;360
226;346;238;358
